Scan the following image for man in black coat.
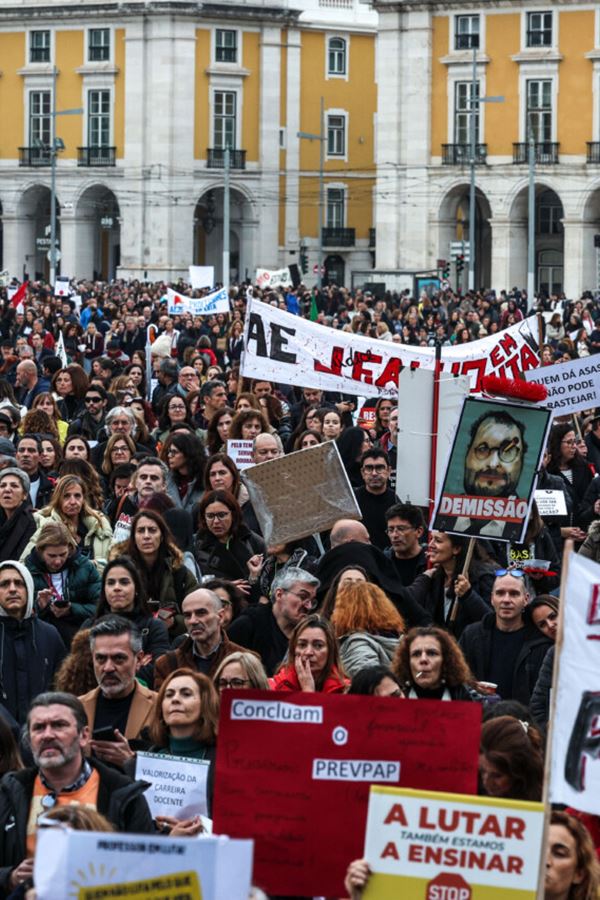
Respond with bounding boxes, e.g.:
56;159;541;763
0;691;154;893
459;570;551;705
353;448;396;550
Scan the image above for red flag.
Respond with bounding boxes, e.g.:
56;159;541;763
9;281;28;308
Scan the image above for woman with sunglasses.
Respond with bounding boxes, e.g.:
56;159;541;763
194;489;265;584
270;614;348;694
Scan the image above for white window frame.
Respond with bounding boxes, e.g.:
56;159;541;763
213;28;242;66
28;88;51;146
29;30;52;64
87;27;112;64
526;10;553;48
453;81;480;145
326;109;348;160
326;35;349;80
518;65;557;142
521;9;557;52
446;67;487;145
86;88;113;147
454;15;480;51
326;184;347;229
210;88;239;150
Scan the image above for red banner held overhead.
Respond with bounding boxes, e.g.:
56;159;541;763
213;691;482;898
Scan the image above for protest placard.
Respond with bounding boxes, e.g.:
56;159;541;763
189;265;214;289
213;689;481;897
241;298;540;397
255;266;292;290
524;355;600;415
34;829;253;900
242;440;360;545
226;439;254;470
396;368;470;507
534;489;567;517
167;287;188;314
189;287;230;316
362;786;544;899
431;398;553;543
550;552;600;814
135;751;209;819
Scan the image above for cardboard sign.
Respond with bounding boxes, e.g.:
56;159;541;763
534;489;567;517
34;829;254;900
135;751;209;819
189;265;215;290
550;552;600;813
213;690;481;897
524;356;600;415
431;398;553;543
242;440;361;545
226;439;254;470
255;266;291;290
396;368;470;507
241;298;540;397
362;787;544;899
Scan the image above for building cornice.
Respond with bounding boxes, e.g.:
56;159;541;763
373;0;594;11
0;1;302;24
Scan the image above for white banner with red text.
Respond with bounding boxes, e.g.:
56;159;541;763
240;299;540;397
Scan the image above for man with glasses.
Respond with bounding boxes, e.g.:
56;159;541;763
459;569;551;704
383;503;427;586
228;568;320;676
67;386;108;439
154;588;247;687
354;449;396;550
0;691;154;893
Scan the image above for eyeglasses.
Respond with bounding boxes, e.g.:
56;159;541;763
362;464;388;473
561;439;576;446
205;511;231;521
471;438;521;463
285;589;318;610
494;568;525;578
169;405;186;411
216;677;249;690
386;524;414;534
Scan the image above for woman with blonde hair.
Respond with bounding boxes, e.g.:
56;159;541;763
214;651;269;692
21;474;112;567
31;392;68;442
101;433;137;481
331;582;405;677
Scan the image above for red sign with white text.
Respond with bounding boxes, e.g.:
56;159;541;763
213;691;481;897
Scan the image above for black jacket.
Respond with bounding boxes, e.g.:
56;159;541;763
530;645;554;728
227;603;289;676
406;569;492;639
0;615;66;725
67;410;107;441
580;476;600;530
193;526;265;583
29;471;54;512
0;759;154;893
459;612;552;706
0;503;36;563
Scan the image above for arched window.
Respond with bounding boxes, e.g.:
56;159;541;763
328;37;346;76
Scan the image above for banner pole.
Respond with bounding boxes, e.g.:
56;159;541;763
537;311;544;366
449;537;475;623
428;342;443;526
534;538;572;900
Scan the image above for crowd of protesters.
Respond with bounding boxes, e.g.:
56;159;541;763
0;274;598;899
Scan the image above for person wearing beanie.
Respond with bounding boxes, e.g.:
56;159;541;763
0;468;36;562
0;559;65;725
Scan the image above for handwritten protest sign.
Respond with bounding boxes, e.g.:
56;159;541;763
227;439;254;470
34;829;253;900
242;441;360;545
213;690;481;897
534;489;567;517
135;751;209;818
431;398;553;543
550;552;600;814
362;786;544;899
241;298;539;397
524;355;600;415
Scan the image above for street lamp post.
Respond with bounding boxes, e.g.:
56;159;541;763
298;96;325;290
527;117;536;304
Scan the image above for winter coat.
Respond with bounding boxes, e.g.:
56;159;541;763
20;508;113;568
193;526;265;583
580;476;600;530
406;569;492;639
269;664;349;694
0;560;66;725
165;472;204;513
153;631;248;689
579;521;600;563
0;759;154;893
0;503;36;563
530;645;554;728
25;547;101;647
459;612;552;706
339;631;401;677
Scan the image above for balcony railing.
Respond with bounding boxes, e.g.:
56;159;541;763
322;227;355;247
206;148;246;169
587;143;600;164
19;146;51;167
513;142;559;164
77;146;116;167
442;143;487;165
369;228;376;248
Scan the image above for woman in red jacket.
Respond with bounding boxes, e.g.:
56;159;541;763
269;614;349;694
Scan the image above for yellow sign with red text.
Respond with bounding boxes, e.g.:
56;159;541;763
363;787;544;899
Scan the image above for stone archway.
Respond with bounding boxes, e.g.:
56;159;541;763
74;184;121;280
17;185;60;280
194;186;257;283
508;184;564;296
437;184;492;290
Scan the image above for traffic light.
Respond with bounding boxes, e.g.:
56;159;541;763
442;261;450;279
455;254;464;275
300;245;308;274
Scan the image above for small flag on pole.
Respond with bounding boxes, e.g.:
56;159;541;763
56;330;68;367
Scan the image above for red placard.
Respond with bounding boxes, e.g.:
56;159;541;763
213;691;481;897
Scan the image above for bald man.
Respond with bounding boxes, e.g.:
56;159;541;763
15;360;48;409
330;519;370;548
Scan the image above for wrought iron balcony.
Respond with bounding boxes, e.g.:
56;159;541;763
322;227;355;247
513;142;559;164
19;146;51;167
442;143;487;165
587;143;600;164
369;228;376;248
77;146;116;167
206;148;246;169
